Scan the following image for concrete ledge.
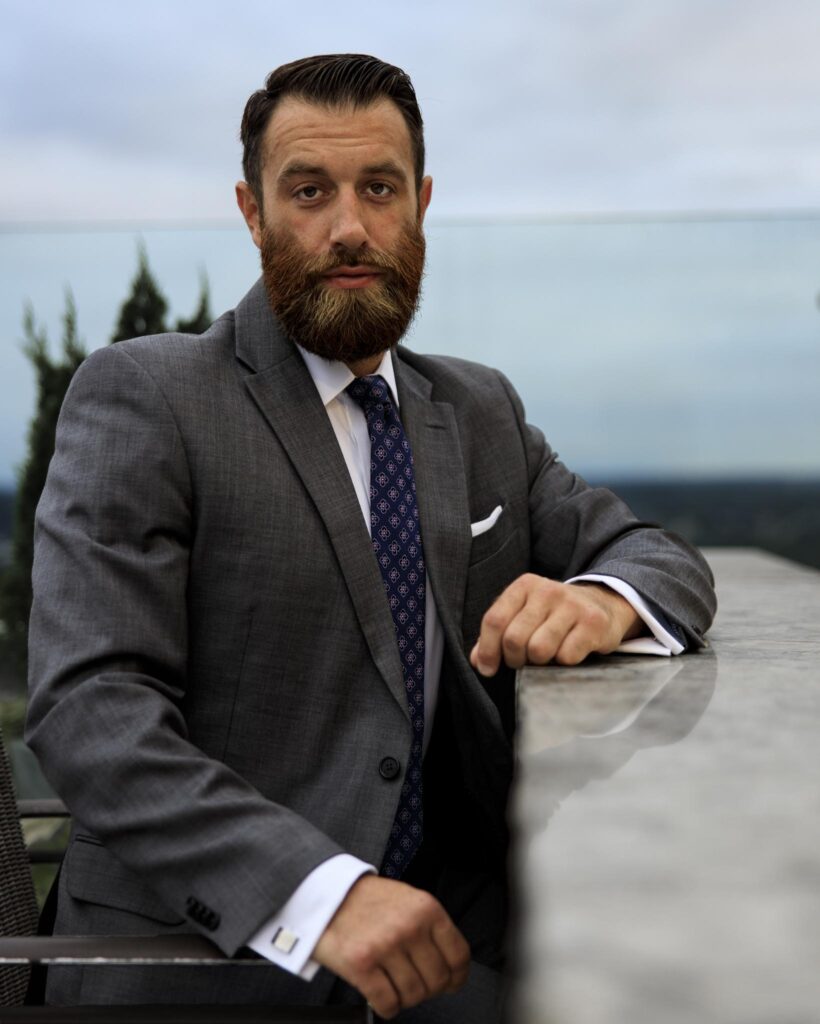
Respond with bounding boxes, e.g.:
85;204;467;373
513;548;820;1024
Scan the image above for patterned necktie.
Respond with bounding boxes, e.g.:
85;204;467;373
346;374;425;878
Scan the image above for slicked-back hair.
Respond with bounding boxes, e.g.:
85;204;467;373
240;54;425;202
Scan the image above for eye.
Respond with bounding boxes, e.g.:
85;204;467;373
367;182;395;198
294;184;325;202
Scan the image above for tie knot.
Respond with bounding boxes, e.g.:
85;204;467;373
346;375;393;416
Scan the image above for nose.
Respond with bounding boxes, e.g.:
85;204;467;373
329;190;369;253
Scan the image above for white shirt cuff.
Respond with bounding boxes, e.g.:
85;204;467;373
565;574;685;656
246;853;376;980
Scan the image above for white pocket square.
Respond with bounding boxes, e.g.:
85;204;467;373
470;505;503;538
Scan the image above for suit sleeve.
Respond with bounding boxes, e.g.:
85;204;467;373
26;344;344;956
496;372;717;648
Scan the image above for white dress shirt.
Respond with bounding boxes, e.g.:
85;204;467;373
247;347;679;978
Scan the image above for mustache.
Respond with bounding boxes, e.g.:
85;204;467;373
293;246;405;284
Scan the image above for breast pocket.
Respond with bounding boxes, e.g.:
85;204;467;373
468;504;512;567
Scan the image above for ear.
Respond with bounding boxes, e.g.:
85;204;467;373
418;175;433;225
236;181;263;249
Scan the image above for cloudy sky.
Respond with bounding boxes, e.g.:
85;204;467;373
2;0;820;486
3;0;820;223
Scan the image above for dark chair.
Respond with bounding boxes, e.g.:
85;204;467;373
0;725;369;1023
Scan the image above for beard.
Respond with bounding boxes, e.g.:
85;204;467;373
260;219;425;365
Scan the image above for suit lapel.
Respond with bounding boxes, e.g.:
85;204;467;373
234;282;407;715
395;355;511;760
394;357;471;647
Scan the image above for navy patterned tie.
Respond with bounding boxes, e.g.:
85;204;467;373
346;374;425;878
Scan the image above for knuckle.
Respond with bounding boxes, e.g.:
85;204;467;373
501;628;526;657
347;942;378;976
412;889;438;919
429;963;450;992
371;989;400;1020
403;976;427;1005
450;928;470;962
526;636;555;664
482;607;506;632
430;913;454;942
501;647;525;669
534;576;555;597
584;605;607;630
556;645;586;666
453;962;470;987
420;888;440;910
454;950;471;975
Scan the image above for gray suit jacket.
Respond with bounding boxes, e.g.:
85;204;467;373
26;279;715;1005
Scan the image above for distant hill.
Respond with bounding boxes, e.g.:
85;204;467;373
595;478;820;571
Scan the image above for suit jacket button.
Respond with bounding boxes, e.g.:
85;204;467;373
379;756;401;780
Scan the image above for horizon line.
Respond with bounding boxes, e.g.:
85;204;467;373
4;473;820;492
5;206;820;234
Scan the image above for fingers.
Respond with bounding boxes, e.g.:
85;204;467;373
470;577;529;676
312;876;470;1018
470;574;572;674
524;604;579;664
357;905;469;1018
385;894;470;1011
378;950;429;1017
430;914;471;992
359;965;402;1020
378;916;470;1015
470;576;629;675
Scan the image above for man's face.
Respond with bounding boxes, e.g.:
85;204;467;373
237;97;433;367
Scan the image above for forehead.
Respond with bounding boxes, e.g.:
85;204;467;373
262;96;415;177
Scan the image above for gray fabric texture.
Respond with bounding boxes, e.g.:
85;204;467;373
26;278;716;1007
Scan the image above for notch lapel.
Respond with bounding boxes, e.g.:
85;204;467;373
396;354;511;760
394;358;471;646
235;283;406;715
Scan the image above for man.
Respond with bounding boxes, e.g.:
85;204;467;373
26;55;715;1021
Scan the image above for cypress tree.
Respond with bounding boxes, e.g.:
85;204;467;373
1;247;211;683
110;243;169;342
175;271;213;334
0;293;86;684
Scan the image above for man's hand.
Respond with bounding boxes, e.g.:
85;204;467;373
470;575;643;676
312;874;470;1019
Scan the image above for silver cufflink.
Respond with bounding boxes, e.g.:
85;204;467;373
272;927;299;954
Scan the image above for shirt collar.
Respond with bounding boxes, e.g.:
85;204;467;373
296;345;400;409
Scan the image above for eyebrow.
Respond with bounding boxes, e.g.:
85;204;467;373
277;161;409;186
361;162;408;184
278;162;328;185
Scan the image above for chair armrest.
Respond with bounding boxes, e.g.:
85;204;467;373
0;937;373;1021
0;934;259;965
0;1006;369;1022
16;800;70;819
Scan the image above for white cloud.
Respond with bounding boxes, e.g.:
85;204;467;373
3;0;820;219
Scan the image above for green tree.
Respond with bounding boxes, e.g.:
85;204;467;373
110;243;169;342
174;271;213;334
0;293;86;684
0;248;211;683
